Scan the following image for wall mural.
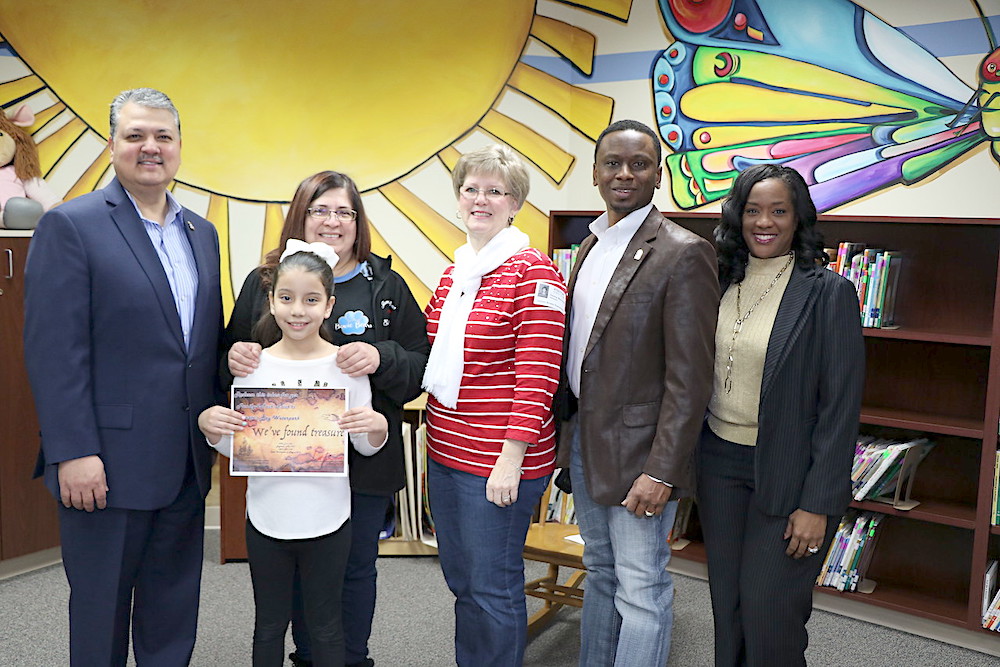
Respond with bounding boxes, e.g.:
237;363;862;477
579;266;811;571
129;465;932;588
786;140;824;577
0;0;995;310
654;0;1000;211
0;0;625;309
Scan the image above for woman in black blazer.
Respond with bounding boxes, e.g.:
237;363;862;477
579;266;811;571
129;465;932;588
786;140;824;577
697;164;865;666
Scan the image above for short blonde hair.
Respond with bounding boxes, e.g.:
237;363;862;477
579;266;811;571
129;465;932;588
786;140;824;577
452;144;530;207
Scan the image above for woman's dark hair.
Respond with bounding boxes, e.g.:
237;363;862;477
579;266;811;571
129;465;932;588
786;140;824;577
261;170;371;276
252;251;336;347
714;164;828;288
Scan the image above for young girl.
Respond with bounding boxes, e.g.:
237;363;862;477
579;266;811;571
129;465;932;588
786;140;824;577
200;239;388;667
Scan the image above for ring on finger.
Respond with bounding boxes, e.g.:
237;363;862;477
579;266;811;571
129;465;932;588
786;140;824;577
807;545;820;554
644;510;655;517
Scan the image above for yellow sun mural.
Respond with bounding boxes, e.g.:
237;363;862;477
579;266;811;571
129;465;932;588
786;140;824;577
0;0;629;311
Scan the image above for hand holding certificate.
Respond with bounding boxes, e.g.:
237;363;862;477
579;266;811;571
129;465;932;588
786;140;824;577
230;387;350;476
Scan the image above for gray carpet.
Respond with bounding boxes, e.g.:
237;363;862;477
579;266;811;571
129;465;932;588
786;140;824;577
1;529;997;666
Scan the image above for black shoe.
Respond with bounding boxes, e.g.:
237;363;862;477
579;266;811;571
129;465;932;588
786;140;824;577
288;652;313;667
346;659;375;667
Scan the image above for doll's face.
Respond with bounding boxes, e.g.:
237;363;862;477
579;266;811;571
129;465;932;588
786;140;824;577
0;132;16;167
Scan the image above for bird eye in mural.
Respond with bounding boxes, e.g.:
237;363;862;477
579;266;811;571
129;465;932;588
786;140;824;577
0;0;626;306
653;0;1000;212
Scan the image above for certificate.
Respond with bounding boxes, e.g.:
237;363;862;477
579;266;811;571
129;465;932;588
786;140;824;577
230;387;349;476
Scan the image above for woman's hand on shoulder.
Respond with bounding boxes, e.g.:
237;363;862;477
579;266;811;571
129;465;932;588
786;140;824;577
336;342;381;377
784;508;827;559
229;341;262;377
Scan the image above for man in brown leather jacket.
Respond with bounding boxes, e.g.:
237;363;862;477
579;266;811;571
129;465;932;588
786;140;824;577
556;119;718;666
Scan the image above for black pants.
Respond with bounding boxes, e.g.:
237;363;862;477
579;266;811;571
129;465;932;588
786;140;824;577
697;426;838;667
246;518;351;667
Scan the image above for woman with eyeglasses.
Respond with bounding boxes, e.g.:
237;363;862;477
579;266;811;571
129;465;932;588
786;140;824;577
224;170;429;667
422;144;566;666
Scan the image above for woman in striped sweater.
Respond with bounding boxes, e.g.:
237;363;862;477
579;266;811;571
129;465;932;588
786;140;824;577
422;145;566;667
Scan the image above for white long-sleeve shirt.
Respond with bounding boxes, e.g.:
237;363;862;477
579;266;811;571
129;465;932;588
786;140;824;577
211;349;382;539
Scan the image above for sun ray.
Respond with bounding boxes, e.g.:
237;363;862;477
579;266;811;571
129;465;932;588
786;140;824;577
36;117;86;175
28;102;66;133
0;74;44;102
529;15;596;75
515;201;554;252
205;193;235;319
378;181;465;259
368;223;432;308
479;109;575;183
260;203;286;263
63;145;110;201
551;0;633;22
507;63;614;140
437;146;463;172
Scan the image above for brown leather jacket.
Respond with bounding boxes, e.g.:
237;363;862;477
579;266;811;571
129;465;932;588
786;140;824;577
555;208;719;504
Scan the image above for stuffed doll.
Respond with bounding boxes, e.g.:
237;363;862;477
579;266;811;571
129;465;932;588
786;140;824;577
0;104;60;229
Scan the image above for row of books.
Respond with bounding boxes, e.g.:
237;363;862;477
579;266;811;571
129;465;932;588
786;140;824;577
816;510;885;592
852;435;933;502
381;422;436;547
551;245;580;282
826;242;903;328
992;451;1000;526
545;479;576;525
983;560;1000;630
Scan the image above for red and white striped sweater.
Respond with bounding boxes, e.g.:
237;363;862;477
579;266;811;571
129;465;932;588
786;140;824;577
424;248;566;479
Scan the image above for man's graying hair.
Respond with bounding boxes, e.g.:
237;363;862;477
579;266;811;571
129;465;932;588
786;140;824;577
109;88;181;138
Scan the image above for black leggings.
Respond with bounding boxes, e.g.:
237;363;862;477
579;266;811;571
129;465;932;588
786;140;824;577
245;518;351;667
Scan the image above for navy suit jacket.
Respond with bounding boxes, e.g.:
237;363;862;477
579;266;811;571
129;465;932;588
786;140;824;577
24;178;223;510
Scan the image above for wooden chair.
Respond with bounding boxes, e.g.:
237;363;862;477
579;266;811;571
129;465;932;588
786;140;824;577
523;476;586;635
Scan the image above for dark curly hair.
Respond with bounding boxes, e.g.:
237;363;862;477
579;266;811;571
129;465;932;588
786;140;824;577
715;164;828;289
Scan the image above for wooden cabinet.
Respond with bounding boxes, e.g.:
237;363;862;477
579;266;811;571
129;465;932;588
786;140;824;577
0;233;60;561
549;210;1000;636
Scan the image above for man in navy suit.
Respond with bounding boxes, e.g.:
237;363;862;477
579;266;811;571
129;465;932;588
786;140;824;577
24;88;223;666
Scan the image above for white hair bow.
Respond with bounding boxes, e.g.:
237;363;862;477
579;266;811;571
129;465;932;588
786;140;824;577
279;239;339;271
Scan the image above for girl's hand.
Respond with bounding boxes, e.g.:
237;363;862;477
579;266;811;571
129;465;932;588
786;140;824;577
229;341;262;377
486;439;528;508
339;407;388;446
784;509;827;559
198;406;246;445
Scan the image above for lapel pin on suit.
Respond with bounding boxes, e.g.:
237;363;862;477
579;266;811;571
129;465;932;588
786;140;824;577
634;248;643;261
186;220;195;231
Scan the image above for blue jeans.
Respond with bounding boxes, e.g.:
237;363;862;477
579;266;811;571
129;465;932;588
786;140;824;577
291;492;391;664
428;458;549;667
570;422;678;667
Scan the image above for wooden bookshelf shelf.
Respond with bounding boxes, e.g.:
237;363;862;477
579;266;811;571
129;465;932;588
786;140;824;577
548;211;1000;640
862;327;993;347
851;499;976;530
860;407;983;439
816;582;969;627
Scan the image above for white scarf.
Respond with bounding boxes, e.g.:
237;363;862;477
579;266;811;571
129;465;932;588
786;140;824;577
422;225;530;408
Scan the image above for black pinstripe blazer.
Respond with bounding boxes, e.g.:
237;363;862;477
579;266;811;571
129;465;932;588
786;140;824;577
741;261;865;517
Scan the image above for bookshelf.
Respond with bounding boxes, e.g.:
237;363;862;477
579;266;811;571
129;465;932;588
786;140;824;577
549;210;1000;637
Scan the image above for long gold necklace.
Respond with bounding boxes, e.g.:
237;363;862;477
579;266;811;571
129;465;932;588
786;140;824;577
724;252;794;393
